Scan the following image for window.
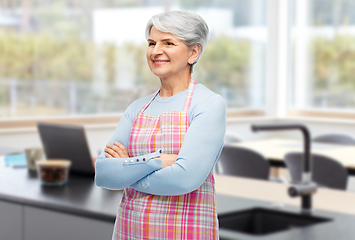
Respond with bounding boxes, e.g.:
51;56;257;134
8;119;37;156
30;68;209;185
0;0;267;120
288;0;355;111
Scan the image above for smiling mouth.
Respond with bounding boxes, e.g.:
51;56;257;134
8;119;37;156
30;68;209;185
153;60;169;64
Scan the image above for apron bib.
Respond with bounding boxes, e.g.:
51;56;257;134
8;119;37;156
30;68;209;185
113;80;218;240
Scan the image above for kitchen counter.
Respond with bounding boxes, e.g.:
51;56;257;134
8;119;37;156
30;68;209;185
217;193;355;240
215;175;355;239
0;165;121;222
215;175;355;216
1;165;355;240
0;164;122;240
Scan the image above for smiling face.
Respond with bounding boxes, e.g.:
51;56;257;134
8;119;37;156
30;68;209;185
146;26;197;80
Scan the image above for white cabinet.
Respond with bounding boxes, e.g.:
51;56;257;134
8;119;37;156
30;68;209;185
0;200;114;240
24;206;114;240
0;200;23;240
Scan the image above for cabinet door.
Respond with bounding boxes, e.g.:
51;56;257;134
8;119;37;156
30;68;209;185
0;200;23;240
24;206;114;240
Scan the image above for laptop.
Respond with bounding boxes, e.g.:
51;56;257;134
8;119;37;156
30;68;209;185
37;122;95;176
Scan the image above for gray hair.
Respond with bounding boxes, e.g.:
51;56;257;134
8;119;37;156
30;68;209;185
145;10;209;73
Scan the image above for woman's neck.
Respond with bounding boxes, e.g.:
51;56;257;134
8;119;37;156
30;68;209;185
159;73;191;98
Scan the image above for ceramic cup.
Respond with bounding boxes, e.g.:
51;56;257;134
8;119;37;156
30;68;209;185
25;147;44;171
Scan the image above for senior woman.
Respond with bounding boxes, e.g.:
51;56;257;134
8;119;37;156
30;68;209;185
95;10;226;239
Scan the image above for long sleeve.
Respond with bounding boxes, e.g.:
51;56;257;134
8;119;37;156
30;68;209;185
130;94;226;195
95;150;162;190
94;104;163;190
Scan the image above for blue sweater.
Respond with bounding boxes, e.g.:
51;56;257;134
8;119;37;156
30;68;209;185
95;83;226;196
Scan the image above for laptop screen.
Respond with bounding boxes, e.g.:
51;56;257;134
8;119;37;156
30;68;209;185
37;122;95;176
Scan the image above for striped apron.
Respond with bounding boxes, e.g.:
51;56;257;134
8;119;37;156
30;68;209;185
113;80;218;240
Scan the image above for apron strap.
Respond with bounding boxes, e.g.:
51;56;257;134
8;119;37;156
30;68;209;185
140;79;197;114
183;79;197;112
138;90;160;115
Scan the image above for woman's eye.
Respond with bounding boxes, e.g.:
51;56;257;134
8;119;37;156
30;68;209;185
148;42;155;46
166;42;174;46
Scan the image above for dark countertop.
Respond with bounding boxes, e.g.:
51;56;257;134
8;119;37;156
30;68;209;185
0;165;122;222
1;165;355;239
217;195;355;240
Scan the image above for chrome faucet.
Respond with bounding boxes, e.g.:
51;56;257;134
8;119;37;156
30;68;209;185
251;123;317;212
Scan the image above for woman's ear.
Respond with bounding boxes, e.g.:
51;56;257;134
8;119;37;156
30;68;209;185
188;44;201;64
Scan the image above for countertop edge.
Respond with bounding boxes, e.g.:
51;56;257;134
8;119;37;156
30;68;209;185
0;193;116;222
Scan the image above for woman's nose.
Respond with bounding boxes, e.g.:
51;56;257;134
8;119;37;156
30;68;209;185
152;43;163;56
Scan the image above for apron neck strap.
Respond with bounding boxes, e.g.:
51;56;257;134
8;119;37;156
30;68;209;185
139;79;197;114
183;79;197;111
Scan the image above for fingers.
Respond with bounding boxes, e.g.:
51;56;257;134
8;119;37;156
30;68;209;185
105;146;120;158
105;152;113;158
104;142;129;158
109;144;123;156
114;142;129;156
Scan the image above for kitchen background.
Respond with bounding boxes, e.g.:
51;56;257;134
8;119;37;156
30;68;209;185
1;0;355;187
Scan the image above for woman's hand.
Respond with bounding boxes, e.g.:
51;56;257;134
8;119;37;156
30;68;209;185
105;142;130;158
157;153;178;168
104;143;176;168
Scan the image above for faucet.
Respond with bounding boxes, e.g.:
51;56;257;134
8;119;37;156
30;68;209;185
251;123;317;212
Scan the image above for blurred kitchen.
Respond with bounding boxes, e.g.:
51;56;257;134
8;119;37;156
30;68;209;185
1;0;355;240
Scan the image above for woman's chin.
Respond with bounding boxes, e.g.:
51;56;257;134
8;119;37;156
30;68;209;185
151;70;169;79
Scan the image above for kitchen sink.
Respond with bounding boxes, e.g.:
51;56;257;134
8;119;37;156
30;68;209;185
219;207;331;236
